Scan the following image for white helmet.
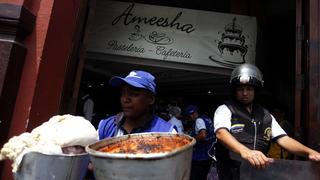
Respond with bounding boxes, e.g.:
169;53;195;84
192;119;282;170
230;63;264;88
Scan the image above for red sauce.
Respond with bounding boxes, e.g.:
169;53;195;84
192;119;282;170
98;135;191;154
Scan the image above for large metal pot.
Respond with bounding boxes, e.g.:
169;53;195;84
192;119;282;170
86;133;196;180
14;152;90;180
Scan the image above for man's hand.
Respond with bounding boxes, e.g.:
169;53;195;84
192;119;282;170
88;162;94;171
195;129;207;141
216;129;273;169
308;150;320;161
277;136;320;161
240;149;274;169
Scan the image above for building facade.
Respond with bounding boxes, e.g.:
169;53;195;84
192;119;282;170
0;0;319;179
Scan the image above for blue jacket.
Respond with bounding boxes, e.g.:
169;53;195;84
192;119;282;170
191;115;216;160
98;113;176;139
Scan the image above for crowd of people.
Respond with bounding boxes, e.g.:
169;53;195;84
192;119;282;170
80;65;320;180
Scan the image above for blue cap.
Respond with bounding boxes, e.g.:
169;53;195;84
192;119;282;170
109;70;156;94
184;105;198;116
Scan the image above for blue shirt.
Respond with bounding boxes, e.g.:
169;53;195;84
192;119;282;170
98;113;177;139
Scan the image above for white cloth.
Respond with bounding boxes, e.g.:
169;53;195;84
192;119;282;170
168;117;184;133
194;117;207;135
213;104;286;139
0;114;98;172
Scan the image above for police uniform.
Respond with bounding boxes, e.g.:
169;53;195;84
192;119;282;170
213;100;287;180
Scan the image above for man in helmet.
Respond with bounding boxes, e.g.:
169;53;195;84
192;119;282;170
213;64;320;180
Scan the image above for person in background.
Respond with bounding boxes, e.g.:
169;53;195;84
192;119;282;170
271;108;293;136
157;104;171;122
168;105;184;133
213;63;320;180
76;88;95;123
97;70;177;139
82;93;95;122
184;105;215;180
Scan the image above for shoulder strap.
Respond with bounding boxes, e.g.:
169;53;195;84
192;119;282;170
224;101;237;114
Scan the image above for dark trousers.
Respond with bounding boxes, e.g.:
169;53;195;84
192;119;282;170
190;160;212;180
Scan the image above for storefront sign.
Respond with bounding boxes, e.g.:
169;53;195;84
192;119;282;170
87;0;257;68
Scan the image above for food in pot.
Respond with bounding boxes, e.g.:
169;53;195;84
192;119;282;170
98;135;192;154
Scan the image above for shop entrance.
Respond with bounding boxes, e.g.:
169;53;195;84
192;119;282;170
75;0;297;132
78;54;231;128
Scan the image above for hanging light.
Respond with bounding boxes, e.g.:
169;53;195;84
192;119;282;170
207;90;214;95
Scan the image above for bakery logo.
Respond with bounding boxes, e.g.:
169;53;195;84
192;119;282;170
129;25;174;45
209;17;250;68
106;24;191;60
112;3;195;34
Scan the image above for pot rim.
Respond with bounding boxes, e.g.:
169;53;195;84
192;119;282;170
23;151;89;157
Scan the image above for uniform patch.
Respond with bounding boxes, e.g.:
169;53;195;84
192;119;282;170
264;127;272;141
231;124;245;133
